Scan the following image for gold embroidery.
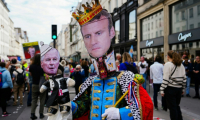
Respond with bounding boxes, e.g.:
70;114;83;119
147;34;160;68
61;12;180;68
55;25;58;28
128;113;133;117
105;97;113;101
94;83;101;86
117;71;124;80
92;105;99;109
105;105;113;108
107;81;115;85
91;114;99;117
137;83;143;120
72;102;77;114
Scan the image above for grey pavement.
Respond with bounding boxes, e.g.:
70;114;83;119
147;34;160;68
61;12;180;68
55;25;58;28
146;83;200;120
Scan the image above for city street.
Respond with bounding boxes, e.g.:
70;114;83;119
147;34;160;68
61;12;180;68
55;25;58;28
0;85;200;120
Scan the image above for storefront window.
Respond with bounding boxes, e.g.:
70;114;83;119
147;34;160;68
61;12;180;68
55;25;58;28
141;47;164;62
115;20;120;44
129;10;136;40
171;0;200;34
141;11;164;41
171;41;200;58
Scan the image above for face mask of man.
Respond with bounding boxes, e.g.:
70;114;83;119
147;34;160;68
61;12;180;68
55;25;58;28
41;49;60;75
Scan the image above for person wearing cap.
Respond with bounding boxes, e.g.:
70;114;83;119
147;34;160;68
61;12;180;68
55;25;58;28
70;1;153;120
12;63;25;106
39;42;75;119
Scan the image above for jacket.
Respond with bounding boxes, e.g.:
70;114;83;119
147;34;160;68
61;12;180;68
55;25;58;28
182;62;192;77
0;67;13;89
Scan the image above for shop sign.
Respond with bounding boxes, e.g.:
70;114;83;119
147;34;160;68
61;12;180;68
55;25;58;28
146;40;154;47
178;32;192;41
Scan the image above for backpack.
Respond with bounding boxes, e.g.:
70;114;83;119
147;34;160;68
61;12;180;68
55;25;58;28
124;62;138;74
15;70;25;85
0;70;5;88
10;65;16;78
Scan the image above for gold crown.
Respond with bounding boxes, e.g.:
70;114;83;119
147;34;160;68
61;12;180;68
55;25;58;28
72;0;103;25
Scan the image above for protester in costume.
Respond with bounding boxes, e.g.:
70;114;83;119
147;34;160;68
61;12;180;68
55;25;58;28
70;1;153;120
39;42;75;120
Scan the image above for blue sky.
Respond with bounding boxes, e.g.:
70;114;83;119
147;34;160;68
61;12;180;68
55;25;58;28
6;0;81;45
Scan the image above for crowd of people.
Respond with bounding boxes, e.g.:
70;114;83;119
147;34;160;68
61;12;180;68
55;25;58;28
0;50;199;120
114;51;199;120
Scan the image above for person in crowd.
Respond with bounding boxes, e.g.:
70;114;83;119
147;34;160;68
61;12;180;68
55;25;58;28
116;53;122;64
182;56;192;97
115;60;120;71
12;64;25;106
27;58;33;106
5;61;10;70
119;52;137;72
190;55;195;65
79;59;82;65
9;58;17;78
193;55;200;99
138;56;148;89
61;60;71;78
29;54;45;119
70;59;76;68
0;62;13;117
81;60;89;80
150;56;164;110
70;65;85;95
89;59;97;76
160;50;186;120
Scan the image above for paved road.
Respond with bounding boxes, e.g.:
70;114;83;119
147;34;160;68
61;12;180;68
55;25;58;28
1;85;200;120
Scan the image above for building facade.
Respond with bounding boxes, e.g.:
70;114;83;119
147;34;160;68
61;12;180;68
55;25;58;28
0;0;9;60
68;1;90;62
137;0;200;62
57;24;68;57
111;0;138;60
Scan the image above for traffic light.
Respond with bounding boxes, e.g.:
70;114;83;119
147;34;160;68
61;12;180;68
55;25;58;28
52;25;57;40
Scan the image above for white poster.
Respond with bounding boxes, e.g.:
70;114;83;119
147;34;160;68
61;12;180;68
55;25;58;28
104;50;116;72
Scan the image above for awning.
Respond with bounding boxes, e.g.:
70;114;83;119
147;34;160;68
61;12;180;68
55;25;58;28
70;51;81;57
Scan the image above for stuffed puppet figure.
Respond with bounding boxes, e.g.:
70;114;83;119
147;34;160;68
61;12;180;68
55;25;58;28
39;41;75;119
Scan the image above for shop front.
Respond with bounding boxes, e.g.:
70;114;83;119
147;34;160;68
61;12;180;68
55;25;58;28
140;37;164;63
111;0;138;60
139;9;164;63
169;0;200;58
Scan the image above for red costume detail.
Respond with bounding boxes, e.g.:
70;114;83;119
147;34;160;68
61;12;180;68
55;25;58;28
139;85;154;120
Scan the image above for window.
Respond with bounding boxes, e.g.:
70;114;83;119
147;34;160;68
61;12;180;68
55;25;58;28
171;1;200;33
189;8;193;18
181;11;185;20
116;0;118;7
141;11;164;41
176;13;179;22
115;20;120;43
129;10;136;40
198;5;200;15
108;1;111;12
182;26;186;31
160;30;162;36
190;24;194;29
176;27;180;32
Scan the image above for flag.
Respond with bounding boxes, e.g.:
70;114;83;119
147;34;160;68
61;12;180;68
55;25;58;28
126;81;139;108
129;45;134;58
